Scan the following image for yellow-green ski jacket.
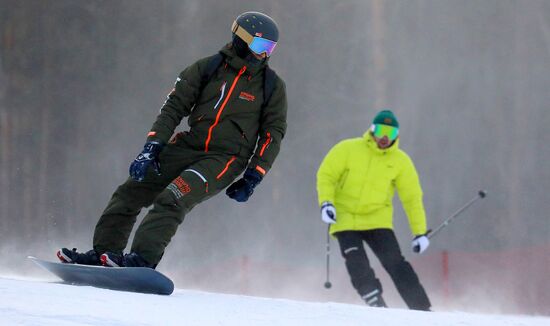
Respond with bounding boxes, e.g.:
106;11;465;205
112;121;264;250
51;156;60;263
317;131;427;236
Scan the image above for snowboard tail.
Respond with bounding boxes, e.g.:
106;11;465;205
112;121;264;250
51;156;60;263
29;256;174;295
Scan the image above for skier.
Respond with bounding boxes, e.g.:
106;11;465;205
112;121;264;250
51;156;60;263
57;12;287;268
316;110;431;311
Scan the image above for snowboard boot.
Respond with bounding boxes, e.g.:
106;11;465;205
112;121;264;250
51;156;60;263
100;251;124;267
361;289;387;308
100;251;155;269
57;248;100;265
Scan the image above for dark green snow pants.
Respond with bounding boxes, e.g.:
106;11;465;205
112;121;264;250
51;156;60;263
92;141;248;265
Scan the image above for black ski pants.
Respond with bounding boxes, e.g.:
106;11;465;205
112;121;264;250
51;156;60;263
335;229;431;310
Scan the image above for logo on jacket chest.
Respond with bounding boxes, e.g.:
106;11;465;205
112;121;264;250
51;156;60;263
238;91;256;102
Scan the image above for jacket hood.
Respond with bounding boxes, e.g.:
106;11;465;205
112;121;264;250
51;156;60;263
220;43;268;76
363;130;400;154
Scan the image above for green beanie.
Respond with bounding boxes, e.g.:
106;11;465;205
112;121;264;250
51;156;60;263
372;110;399;128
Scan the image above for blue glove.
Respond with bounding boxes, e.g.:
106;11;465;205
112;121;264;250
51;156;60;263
226;168;263;202
129;141;163;182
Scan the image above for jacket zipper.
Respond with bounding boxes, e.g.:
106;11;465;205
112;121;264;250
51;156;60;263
204;66;247;152
216;156;237;179
356;155;373;215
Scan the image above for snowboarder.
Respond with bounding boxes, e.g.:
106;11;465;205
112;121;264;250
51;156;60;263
316;110;431;311
58;12;287;268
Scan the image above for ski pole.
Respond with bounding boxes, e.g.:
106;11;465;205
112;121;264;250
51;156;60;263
427;190;487;240
324;225;332;289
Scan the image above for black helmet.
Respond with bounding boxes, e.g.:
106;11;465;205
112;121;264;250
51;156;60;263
231;12;279;57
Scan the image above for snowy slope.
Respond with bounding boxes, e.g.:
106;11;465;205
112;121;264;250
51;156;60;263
1;277;549;326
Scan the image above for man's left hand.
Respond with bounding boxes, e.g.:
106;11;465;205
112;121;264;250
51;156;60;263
412;234;430;254
226;168;263;202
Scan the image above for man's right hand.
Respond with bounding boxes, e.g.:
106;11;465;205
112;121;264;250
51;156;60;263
320;202;337;224
129;141;163;182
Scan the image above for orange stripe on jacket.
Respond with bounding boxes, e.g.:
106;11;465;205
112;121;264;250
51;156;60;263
216;156;236;179
204;66;247;152
255;165;266;176
259;132;272;157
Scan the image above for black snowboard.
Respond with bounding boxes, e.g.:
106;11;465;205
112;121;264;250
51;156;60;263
29;256;174;295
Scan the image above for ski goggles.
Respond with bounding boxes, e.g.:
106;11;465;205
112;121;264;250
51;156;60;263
370;124;399;141
232;21;277;57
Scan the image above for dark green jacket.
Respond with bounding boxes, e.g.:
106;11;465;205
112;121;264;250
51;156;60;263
147;44;287;176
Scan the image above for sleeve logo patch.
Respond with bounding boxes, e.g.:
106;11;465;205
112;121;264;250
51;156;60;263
239;91;255;102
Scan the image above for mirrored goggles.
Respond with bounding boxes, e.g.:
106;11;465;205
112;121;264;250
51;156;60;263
370;124;399;141
232;21;277;57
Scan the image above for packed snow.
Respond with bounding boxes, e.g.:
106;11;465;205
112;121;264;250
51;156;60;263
1;275;549;326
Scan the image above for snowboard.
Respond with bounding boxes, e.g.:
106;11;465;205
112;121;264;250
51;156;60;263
28;256;174;295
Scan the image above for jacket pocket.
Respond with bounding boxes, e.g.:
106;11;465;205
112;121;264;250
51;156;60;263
213;82;227;109
216;156;237;180
196;79;225;106
229;119;249;142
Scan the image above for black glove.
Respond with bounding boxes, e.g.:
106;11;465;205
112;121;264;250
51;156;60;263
226;168;263;202
129;141;163;182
